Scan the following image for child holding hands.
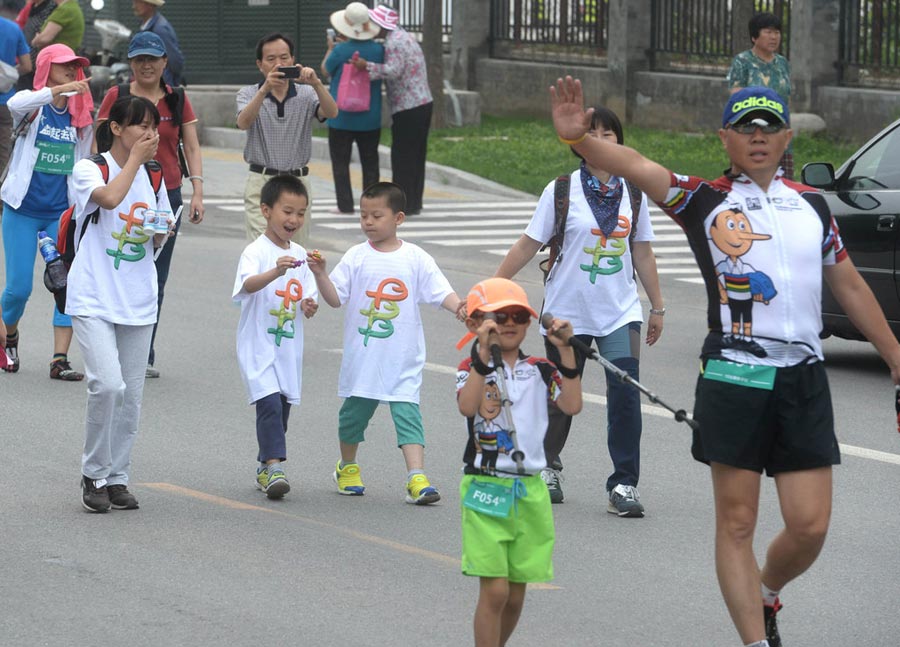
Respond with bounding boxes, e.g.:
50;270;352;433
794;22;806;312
307;181;466;504
456;277;582;647
233;175;318;499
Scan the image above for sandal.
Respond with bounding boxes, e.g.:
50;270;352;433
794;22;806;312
2;331;19;373
50;358;84;381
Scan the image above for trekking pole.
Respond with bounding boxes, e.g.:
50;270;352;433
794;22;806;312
484;315;527;474
541;312;700;431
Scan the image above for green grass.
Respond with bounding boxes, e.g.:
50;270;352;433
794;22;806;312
379;115;863;196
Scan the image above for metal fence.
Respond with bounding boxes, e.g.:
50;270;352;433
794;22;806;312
650;0;790;74
390;0;453;37
840;0;900;87
489;1;610;65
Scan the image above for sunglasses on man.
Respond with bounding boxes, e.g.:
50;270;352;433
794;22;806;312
728;117;787;135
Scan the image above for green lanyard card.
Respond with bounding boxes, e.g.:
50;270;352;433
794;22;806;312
703;358;776;391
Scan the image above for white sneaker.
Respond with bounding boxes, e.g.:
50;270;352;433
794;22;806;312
540;467;564;504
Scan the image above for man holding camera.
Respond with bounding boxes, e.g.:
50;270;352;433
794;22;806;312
236;32;337;246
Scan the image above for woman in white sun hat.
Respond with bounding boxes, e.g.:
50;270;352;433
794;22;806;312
322;2;384;214
352;3;432;215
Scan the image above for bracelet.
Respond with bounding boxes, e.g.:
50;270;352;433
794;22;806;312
558;132;588;146
556;363;580;379
649;307;666;316
469;341;493;377
188;175;204;183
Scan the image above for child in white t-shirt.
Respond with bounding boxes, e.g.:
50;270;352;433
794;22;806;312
69;95;171;513
233;175;319;499
308;181;466;504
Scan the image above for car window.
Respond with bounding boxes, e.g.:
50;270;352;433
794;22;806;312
842;123;900;190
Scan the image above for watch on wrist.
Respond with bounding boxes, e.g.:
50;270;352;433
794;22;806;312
649;307;666;316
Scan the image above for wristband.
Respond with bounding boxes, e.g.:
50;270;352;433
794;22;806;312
556;363;579;379
188;176;204;183
649;307;666;316
469;340;493;377
558;133;588;146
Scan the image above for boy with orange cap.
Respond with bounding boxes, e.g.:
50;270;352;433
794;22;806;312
456;277;582;647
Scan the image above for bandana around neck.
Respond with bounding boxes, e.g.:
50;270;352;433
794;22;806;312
580;161;623;237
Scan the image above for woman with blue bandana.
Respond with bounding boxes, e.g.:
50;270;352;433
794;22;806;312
495;106;665;515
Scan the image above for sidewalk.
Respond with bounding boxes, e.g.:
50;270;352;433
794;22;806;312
194;126;534;203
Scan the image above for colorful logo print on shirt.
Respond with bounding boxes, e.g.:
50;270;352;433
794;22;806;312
581;215;631;283
268;278;304;346
358;277;408;345
108;202;153;268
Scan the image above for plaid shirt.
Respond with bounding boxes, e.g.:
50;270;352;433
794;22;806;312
366;28;432;115
236;81;322;171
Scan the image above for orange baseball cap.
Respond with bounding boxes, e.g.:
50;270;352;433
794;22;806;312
456;278;537;349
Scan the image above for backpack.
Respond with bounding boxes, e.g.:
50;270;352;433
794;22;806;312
538;175;643;284
116;83;189;177
48;154;164;312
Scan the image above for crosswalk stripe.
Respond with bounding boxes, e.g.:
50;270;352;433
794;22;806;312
207;197;701;280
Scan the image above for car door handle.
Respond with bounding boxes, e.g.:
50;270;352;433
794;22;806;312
876;215;897;231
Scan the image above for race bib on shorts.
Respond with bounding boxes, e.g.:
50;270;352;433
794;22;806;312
463;479;513;517
703;358;776;391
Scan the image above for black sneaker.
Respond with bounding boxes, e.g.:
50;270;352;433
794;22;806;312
540;467;564;503
764;599;783;647
81;476;111;513
107;484;139;510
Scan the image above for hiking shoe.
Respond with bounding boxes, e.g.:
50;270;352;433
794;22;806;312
607;484;645;518
145;365;160;379
50;358;84;381
333;460;365;495
764;598;783;647
405;473;440;505
107;484;140;510
81;475;111;513
256;466;290;499
3;332;19;373
540;467;564;504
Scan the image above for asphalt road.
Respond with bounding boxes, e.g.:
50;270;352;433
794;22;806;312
2;151;899;646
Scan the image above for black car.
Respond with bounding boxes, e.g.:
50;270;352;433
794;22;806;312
802;118;900;341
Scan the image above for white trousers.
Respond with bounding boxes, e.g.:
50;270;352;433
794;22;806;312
72;317;153;485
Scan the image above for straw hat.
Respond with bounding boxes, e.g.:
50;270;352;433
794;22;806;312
330;2;377;41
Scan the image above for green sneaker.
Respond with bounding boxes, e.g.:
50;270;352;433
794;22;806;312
333;460;365;495
256;465;290;499
405;473;440;505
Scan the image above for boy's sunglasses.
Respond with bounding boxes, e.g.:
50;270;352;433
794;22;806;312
727;118;786;135
479;310;532;325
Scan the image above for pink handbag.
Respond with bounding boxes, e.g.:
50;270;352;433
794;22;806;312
336;61;371;113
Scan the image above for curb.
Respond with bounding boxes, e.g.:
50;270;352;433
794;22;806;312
201;126;536;201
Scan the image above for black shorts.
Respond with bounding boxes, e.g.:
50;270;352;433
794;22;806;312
692;361;840;476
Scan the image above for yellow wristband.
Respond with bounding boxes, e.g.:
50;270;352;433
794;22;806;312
558;133;588;146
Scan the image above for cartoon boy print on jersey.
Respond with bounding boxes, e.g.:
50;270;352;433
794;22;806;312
473;379;515;474
268;278;304;346
709;207;778;357
107;201;155;269
358;277;408;345
581;215;631;283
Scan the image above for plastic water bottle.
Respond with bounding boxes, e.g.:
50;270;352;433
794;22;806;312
38;230;67;293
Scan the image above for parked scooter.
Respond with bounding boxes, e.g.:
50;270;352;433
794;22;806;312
86;17;132;106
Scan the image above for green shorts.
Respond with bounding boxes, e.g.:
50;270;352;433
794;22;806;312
338;396;425;447
459;473;554;583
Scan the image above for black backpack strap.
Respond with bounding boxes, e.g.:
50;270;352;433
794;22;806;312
626;179;642;246
116;83;131;99
144;159;164;195
540;175;570;282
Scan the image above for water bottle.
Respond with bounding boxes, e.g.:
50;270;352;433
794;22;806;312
38;230;60;263
38;230;67;293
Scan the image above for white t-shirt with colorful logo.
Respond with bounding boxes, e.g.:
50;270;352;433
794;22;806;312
68;153;170;325
329;240;453;403
233;236;318;405
525;170;654;337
